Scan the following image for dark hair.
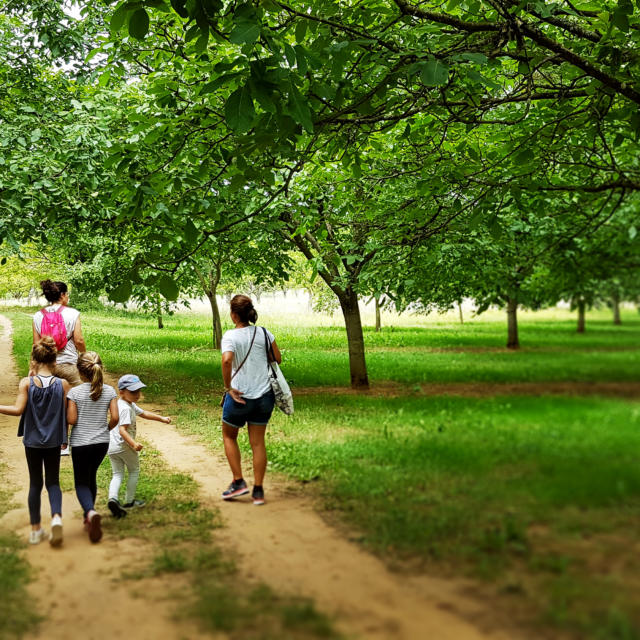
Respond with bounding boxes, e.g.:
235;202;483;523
77;351;104;401
31;336;57;366
230;294;258;324
40;279;68;304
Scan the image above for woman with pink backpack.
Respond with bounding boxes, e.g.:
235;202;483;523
33;281;87;388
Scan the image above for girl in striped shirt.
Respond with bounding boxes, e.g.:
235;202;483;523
67;352;118;543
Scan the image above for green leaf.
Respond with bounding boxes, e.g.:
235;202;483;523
421;58;449;86
110;5;127;33
170;0;189;18
230;18;261;44
630;225;637;240
295;18;307;43
184;219;199;243
461;52;488;65
225;85;255;133
158;275;179;300
514;149;534;165
287;80;313;133
200;72;241;95
128;8;150;40
612;9;630;32
284;42;297;67
295;45;308;75
110;281;132;303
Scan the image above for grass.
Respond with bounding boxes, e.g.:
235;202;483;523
0;461;40;639
5;306;640;398
4;304;640;638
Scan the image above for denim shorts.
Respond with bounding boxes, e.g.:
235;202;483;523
222;389;275;428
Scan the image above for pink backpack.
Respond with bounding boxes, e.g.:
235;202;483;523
40;306;68;351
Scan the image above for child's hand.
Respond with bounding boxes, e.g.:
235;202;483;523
134;442;143;452
161;416;171;424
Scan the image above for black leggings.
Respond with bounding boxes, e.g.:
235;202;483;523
24;447;62;525
71;443;108;517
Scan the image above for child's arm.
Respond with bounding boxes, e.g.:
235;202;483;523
139;410;171;424
61;380;71;450
108;398;119;430
67;397;77;425
0;378;29;416
119;423;143;452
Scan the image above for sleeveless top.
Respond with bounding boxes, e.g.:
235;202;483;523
18;376;67;448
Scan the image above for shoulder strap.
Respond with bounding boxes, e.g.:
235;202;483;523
230;326;258;381
262;327;278;377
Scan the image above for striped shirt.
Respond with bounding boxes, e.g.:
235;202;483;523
67;383;117;447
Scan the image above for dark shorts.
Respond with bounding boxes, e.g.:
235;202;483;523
222;389;275;428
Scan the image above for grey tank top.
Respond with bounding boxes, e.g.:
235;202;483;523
18;376;67;448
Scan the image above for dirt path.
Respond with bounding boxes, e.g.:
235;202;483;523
0;314;530;640
294;381;640;399
0;315;208;640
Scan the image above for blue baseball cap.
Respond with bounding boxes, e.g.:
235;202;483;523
117;374;147;391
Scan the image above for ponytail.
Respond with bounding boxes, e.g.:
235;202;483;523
77;351;105;401
90;362;104;401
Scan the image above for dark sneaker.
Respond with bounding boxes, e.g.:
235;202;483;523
222;479;249;500
122;500;146;509
108;498;127;519
87;512;102;543
252;486;265;506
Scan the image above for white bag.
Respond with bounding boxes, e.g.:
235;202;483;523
262;328;294;415
268;361;294;415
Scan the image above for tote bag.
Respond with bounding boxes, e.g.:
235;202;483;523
262;328;294;415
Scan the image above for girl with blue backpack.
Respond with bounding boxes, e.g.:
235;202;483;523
0;337;70;545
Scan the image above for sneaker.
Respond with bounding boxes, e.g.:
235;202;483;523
108;498;128;519
222;479;249;500
29;528;46;545
252;486;265;506
87;511;102;543
49;515;63;547
122;499;146;509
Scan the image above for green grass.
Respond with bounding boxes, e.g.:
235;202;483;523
4;304;640;638
0;460;40;639
0;533;41;639
6;307;640;399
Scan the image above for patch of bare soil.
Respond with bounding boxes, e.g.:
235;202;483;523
0;315;211;640
294;381;640;399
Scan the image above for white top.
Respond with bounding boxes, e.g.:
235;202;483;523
221;326;275;399
67;383;117;446
33;305;81;365
108;398;143;455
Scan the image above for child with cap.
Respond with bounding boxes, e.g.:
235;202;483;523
107;374;171;518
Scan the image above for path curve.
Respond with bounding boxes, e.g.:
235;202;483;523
142;409;532;639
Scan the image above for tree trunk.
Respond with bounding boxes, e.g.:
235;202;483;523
577;299;586;333
156;294;164;329
338;288;369;389
375;297;381;332
506;297;519;349
196;261;223;349
207;292;222;349
458;300;464;324
612;294;622;325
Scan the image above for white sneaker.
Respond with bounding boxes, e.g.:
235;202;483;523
29;528;46;545
49;515;63;547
